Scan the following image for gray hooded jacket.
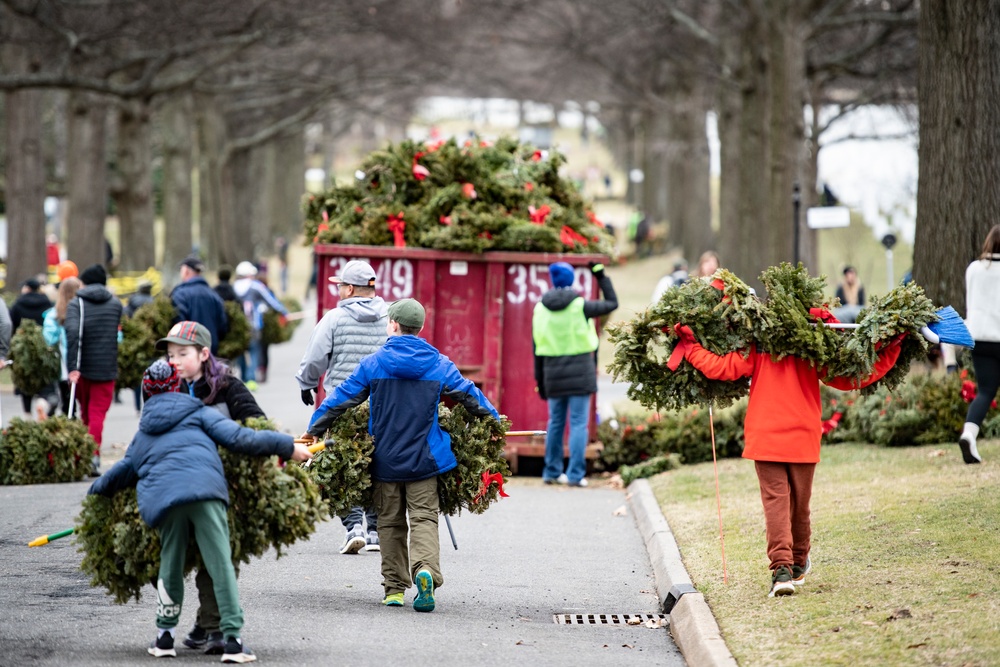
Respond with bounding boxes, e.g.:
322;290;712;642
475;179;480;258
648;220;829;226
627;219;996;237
295;296;388;395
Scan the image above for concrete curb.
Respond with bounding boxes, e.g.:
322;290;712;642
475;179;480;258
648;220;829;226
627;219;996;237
628;479;739;667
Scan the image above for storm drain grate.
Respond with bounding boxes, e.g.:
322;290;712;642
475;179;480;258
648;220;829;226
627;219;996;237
554;613;669;625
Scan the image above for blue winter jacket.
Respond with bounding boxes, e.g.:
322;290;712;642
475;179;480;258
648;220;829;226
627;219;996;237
170;277;228;355
89;392;294;528
307;335;501;483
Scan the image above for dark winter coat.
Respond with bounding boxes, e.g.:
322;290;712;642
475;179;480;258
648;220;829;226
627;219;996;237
11;292;54;331
214;281;238;303
88;392;293;528
124;292;154;318
65;284;123;382
533;273;618;399
170;277;228;355
182;374;264;422
308;335;500;483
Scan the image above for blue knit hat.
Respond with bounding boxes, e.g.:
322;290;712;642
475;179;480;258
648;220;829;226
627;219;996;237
548;262;575;288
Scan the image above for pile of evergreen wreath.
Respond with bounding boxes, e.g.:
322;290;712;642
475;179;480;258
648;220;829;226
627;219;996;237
303;136;613;257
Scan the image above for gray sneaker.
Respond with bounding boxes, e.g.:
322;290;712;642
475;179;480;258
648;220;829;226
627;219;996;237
365;531;380;552
340;526;366;554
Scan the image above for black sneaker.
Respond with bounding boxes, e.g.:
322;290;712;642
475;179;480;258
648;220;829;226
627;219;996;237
203;631;225;655
768;566;795;598
183;625;208;649
148;631;176;658
221;636;257;664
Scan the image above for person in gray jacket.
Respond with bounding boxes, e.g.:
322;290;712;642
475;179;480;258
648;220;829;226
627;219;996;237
296;259;388;554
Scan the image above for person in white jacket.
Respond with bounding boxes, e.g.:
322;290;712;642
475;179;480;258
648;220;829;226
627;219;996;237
959;225;1000;464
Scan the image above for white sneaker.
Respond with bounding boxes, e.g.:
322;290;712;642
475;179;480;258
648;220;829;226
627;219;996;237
339;526;366;554
556;473;568;485
568;478;589;487
959;435;982;464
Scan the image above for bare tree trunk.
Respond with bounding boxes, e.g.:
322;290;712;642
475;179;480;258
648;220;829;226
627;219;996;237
640;107;666;227
113;99;156;271
914;0;1000;313
275;128;305;240
227;146;259;264
160;92;194;288
4;86;48;287
65;91;109;270
719;2;808;293
196;95;226;267
665;78;714;264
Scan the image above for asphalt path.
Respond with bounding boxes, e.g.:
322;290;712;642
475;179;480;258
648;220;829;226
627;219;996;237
0;301;684;667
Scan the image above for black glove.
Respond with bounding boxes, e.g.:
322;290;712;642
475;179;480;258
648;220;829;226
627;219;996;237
588;261;605;280
537;386;547;401
300;388;315;406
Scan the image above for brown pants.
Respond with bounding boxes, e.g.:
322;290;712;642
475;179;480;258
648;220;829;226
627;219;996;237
754;461;816;571
374;477;444;596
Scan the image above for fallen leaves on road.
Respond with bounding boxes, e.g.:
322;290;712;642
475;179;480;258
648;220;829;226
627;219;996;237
613;505;628;517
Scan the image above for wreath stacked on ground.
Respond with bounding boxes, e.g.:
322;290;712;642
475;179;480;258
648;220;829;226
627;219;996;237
0;417;95;485
609;263;938;411
306;402;511;518
9;320;61;396
303;136;614;257
76;417;325;603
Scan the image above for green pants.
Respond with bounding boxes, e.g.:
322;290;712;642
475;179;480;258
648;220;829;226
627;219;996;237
374;477;444;596
194;565;240;634
155;500;243;637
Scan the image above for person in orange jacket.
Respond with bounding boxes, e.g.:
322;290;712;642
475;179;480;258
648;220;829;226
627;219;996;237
671;319;910;598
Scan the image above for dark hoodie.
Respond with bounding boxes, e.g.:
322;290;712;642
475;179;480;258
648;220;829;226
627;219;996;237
65;284;124;381
88;392;293;527
533;272;618;398
308;335;500;482
10;291;53;331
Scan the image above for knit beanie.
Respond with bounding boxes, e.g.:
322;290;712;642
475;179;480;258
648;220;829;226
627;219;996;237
79;264;107;286
142;360;181;396
548;262;575;288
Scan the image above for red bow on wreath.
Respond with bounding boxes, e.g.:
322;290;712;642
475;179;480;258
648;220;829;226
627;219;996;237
961;380;998;407
560;225;589;247
472;469;509;504
529;204;551;225
387;212;406;248
821;411;843;435
412;151;430;181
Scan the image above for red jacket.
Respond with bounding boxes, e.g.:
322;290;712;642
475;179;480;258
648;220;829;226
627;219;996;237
684;342;902;463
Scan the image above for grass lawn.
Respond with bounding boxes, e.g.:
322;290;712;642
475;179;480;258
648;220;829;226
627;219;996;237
649;441;1000;667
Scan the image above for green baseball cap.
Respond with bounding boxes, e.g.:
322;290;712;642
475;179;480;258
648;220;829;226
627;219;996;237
387;298;426;329
156;321;213;351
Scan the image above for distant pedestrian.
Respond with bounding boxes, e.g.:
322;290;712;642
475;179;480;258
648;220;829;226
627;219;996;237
834;266;866;324
651;259;689;303
89;359;312;663
214;266;238;303
11;278;56;419
533;262;618;486
275;237;289;295
46;234;61;267
233;261;288;390
303;298;500;612
693;251;721;279
42;277;82;417
170;257;228;357
0;298;11;372
295;259;387;554
65;264;123;476
125;282;154;318
958;224;1000;464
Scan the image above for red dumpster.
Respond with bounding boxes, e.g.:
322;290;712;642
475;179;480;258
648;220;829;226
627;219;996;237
314;244;609;473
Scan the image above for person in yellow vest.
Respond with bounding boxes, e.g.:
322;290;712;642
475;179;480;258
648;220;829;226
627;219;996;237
532;262;618;487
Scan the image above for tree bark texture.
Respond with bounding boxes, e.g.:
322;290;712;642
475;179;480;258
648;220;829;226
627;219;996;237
664;78;713;265
160;92;194;288
640;108;667;225
65;91;109;269
274;128;305;241
4;87;48;287
113;99;156;271
196;95;227;268
718;1;808;294
914;0;1000;314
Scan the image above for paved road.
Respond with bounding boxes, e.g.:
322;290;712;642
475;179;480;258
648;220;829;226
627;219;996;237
0;303;684;667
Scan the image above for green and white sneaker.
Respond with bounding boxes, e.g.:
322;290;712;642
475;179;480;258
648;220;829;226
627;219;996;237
413;570;435;612
768;566;795;598
791;557;812;586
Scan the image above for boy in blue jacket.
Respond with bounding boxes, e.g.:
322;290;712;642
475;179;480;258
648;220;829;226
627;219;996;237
303;298;501;612
90;360;313;663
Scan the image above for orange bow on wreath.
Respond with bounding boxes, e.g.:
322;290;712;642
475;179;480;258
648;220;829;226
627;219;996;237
387;212;406;248
472;469;509;504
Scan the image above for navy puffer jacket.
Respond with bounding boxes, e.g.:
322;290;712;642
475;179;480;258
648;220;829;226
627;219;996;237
89;392;293;527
